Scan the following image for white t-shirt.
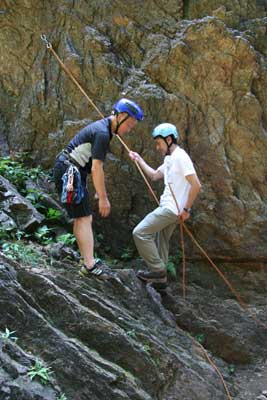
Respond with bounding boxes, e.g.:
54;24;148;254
157;146;196;215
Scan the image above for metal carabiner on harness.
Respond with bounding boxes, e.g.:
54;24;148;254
66;165;74;192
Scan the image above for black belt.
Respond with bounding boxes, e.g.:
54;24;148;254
59;150;81;168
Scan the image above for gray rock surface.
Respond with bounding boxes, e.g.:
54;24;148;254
0;175;45;231
0;255;237;399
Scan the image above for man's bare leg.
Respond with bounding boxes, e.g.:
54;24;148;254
73;215;95;268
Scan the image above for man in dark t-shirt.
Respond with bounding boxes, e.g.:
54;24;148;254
54;98;143;279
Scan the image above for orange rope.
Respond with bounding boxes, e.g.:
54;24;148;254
115;134;160;205
49;46;105;118
194;339;233;400
182;223;267;329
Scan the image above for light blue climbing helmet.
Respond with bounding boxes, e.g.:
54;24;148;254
152;123;178;139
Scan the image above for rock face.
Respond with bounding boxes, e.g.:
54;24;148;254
0;255;254;399
0;254;266;400
185;0;267;27
0;175;45;232
0;1;267;258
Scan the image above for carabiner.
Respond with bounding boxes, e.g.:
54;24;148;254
40;34;52;49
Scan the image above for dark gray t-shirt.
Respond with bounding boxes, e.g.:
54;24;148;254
66;117;113;173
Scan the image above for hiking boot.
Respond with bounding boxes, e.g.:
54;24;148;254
79;259;111;280
136;269;167;284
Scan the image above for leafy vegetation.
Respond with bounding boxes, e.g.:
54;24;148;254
56;233;76;246
141;343;151;354
46;208;62;221
25;188;46;211
57;394;67;400
27;359;53;385
34;225;54;245
0;155;123;271
2;242;41;267
1;328;18;342
167;249;182;278
0;226;30;246
126;329;137;338
195;333;205;344
0;155;46;194
166;260;177;277
0;226;13;243
228;364;235;375
120;246;134;261
0;155;61;225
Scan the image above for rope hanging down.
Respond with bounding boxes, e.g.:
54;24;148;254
40;34;266;330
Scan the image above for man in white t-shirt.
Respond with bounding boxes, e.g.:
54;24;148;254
129;123;201;289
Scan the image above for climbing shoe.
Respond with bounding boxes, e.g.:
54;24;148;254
79;259;111;280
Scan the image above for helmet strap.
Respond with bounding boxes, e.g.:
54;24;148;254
164;138;172;156
114;114;130;134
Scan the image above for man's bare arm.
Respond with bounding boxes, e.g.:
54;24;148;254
91;159;110;217
129;151;163;181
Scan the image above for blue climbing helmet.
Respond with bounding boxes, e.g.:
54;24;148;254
152;123;178;140
113;98;144;121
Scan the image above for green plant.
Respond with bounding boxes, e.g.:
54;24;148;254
167;249;183;277
228;364;235;375
120;247;133;261
13;230;29;241
0;227;12;243
34;225;54;245
56;233;76;246
0;157;28;189
166;260;176;278
141;343;151;354
27;359;52;385
0;156;46;193
1;328;18;342
0;227;30;245
126;329;137;338
25;189;46;211
57;394;67;400
27;166;46;181
46;208;62;221
195;333;205;344
2;242;41;267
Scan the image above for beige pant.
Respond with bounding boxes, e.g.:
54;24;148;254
133;207;178;272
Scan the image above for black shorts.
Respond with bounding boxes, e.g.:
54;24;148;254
53;155;92;219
